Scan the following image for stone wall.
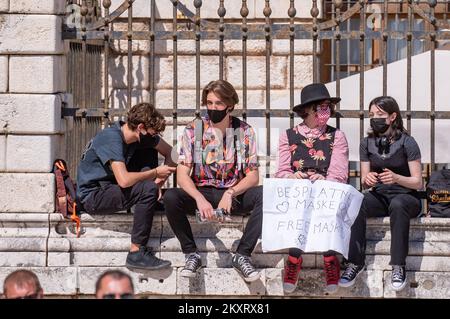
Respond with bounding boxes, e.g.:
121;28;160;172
0;0;67;213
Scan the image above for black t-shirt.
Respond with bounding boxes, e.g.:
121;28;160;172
76;121;160;202
360;132;421;193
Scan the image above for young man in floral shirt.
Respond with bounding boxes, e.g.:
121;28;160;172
164;80;263;282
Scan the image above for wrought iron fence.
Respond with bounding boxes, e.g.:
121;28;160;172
63;0;450;187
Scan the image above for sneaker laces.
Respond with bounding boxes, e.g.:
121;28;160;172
184;254;201;271
341;263;360;281
236;255;256;277
284;259;300;283
324;258;339;283
392;266;405;282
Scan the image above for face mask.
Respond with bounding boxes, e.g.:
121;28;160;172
370;118;390;134
207;108;228;124
315;107;331;127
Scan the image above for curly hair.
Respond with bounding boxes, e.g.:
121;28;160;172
126;103;166;133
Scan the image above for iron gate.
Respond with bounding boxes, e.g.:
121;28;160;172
63;0;450;186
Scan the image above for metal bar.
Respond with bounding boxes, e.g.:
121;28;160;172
218;0;225;80
241;0;249;122
71;108;450;120
63;28;450;41
127;0;133;109
194;0;202;115
382;0;388;96
359;0;365;145
311;0;319;82
406;0;412;133
264;0;272;178
288;0;296;129
430;1;437;171
335;0;342;129
150;0;156;105
81;1;88;161
172;0;178;186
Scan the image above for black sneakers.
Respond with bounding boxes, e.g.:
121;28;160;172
180;253;203;278
126;246;171;270
391;265;407;291
232;253;260;283
338;263;365;288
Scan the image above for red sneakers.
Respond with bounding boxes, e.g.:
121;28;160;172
283;255;303;293
323;255;340;294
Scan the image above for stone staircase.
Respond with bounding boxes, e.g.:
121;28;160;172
0;212;449;298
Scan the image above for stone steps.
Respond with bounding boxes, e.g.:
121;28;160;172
0;212;450;298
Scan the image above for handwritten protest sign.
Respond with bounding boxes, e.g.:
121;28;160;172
262;178;364;259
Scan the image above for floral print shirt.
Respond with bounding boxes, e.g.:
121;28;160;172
178;116;259;188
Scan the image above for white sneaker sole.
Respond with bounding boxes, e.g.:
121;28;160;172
391;277;407;292
233;267;261;283
283;282;298;294
180;269;200;278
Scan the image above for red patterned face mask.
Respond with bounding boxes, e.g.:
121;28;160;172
315;106;331;127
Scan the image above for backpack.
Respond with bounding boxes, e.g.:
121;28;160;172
426;169;450;217
52;159;82;237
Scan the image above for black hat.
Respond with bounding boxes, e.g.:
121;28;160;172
293;83;341;113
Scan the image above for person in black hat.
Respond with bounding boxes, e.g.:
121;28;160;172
275;83;349;294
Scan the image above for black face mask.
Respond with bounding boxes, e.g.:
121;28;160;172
370;118;390;134
207;109;229;124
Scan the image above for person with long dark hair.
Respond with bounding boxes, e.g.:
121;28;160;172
338;96;423;292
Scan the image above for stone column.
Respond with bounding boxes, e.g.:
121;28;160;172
0;0;66;213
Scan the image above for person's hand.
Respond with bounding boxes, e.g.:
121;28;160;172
309;173;325;181
154;177;167;200
155;165;176;179
196;196;215;221
217;191;233;220
378;168;398;185
364;172;379;187
288;171;308;179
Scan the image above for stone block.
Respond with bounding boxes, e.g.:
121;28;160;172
72;252;128;267
47;252;71;266
0;173;55;213
226;56;287;89
9;0;66;14
0;15;63;54
109;55;149;90
5;135;57;172
265;269;383;297
293;55;313;89
177;268;266;296
366;255;450;272
0;94;62;133
9;55;66;93
0;252;46;267
272;39;314;56
0;0;8;12
0;267;78;295
78;266;177;295
156;56;220;90
384;271;450;299
0;55;7;92
0;135;5;171
0;238;47;252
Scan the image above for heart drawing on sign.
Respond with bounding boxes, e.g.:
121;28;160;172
276;201;289;213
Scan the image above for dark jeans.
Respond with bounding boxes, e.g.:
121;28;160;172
163;186;263;257
348;190;421;266
82;147;159;246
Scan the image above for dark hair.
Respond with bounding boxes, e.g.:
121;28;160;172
126;103;166;133
295;100;336;119
3;270;42;296
368;96;406;139
201;80;239;112
95;270;134;294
